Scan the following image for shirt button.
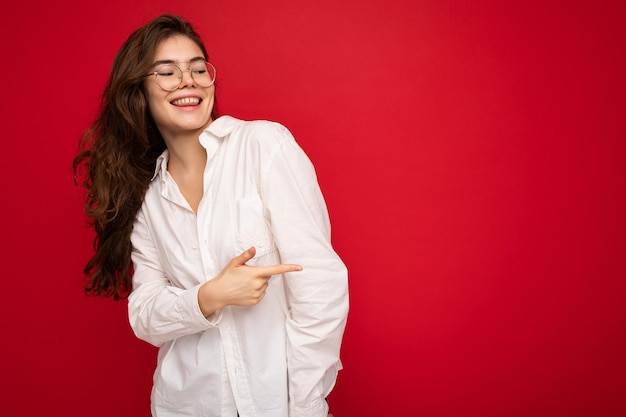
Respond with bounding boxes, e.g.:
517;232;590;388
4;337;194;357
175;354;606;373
192;243;198;250
257;242;264;248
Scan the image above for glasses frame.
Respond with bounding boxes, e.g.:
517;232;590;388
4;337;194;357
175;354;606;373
147;61;217;91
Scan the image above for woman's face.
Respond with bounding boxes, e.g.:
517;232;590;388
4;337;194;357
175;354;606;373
144;35;215;141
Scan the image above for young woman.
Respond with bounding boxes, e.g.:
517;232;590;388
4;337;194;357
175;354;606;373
73;14;348;417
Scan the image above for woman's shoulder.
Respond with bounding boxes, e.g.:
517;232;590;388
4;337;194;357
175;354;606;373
211;115;294;144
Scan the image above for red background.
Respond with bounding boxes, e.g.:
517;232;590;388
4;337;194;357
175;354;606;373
1;1;625;416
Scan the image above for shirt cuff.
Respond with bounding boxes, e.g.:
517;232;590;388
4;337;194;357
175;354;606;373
289;397;328;417
178;284;223;329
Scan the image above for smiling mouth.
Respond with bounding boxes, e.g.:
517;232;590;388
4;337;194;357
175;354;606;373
171;97;202;106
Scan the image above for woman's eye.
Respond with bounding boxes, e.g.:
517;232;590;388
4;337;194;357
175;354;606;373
156;66;177;77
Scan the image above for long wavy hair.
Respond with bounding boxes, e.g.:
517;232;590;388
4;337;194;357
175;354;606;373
73;14;217;299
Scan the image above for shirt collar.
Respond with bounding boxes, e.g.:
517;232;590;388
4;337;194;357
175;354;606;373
201;115;239;141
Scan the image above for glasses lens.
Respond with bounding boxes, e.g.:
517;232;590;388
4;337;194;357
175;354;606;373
154;64;181;91
190;62;216;87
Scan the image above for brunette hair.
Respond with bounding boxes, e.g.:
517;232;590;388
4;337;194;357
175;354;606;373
73;14;217;299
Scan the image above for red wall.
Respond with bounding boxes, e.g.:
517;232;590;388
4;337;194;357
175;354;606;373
2;1;625;416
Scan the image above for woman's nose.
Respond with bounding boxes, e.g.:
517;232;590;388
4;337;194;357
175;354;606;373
179;68;196;87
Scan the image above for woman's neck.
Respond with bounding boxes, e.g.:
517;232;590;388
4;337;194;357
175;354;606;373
164;133;207;213
164;131;207;174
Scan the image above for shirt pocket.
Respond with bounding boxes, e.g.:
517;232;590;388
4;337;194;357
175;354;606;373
232;195;277;262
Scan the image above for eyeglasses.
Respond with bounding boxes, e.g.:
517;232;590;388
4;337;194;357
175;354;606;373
148;61;216;91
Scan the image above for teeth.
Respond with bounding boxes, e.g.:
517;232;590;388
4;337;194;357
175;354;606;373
171;97;200;106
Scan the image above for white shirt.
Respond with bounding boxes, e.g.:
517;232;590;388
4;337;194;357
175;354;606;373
127;116;349;417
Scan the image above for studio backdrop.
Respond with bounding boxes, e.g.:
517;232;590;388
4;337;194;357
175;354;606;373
1;1;625;416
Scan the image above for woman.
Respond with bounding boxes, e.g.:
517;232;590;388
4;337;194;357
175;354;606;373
73;14;348;417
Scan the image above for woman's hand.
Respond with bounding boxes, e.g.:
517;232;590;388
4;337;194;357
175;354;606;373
198;247;302;316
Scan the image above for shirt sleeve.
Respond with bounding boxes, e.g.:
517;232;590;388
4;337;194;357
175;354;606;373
261;124;349;417
127;208;223;347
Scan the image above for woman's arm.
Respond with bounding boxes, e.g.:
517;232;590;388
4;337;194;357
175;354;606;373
128;209;302;347
261;125;349;417
127;208;219;346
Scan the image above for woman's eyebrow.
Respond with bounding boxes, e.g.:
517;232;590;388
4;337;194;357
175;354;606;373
152;56;206;66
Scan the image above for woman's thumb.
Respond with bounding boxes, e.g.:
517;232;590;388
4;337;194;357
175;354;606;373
233;246;256;266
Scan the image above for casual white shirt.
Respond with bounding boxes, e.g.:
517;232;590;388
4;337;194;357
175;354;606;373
127;116;349;417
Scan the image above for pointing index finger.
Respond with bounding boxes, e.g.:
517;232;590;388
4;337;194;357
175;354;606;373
255;263;303;278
